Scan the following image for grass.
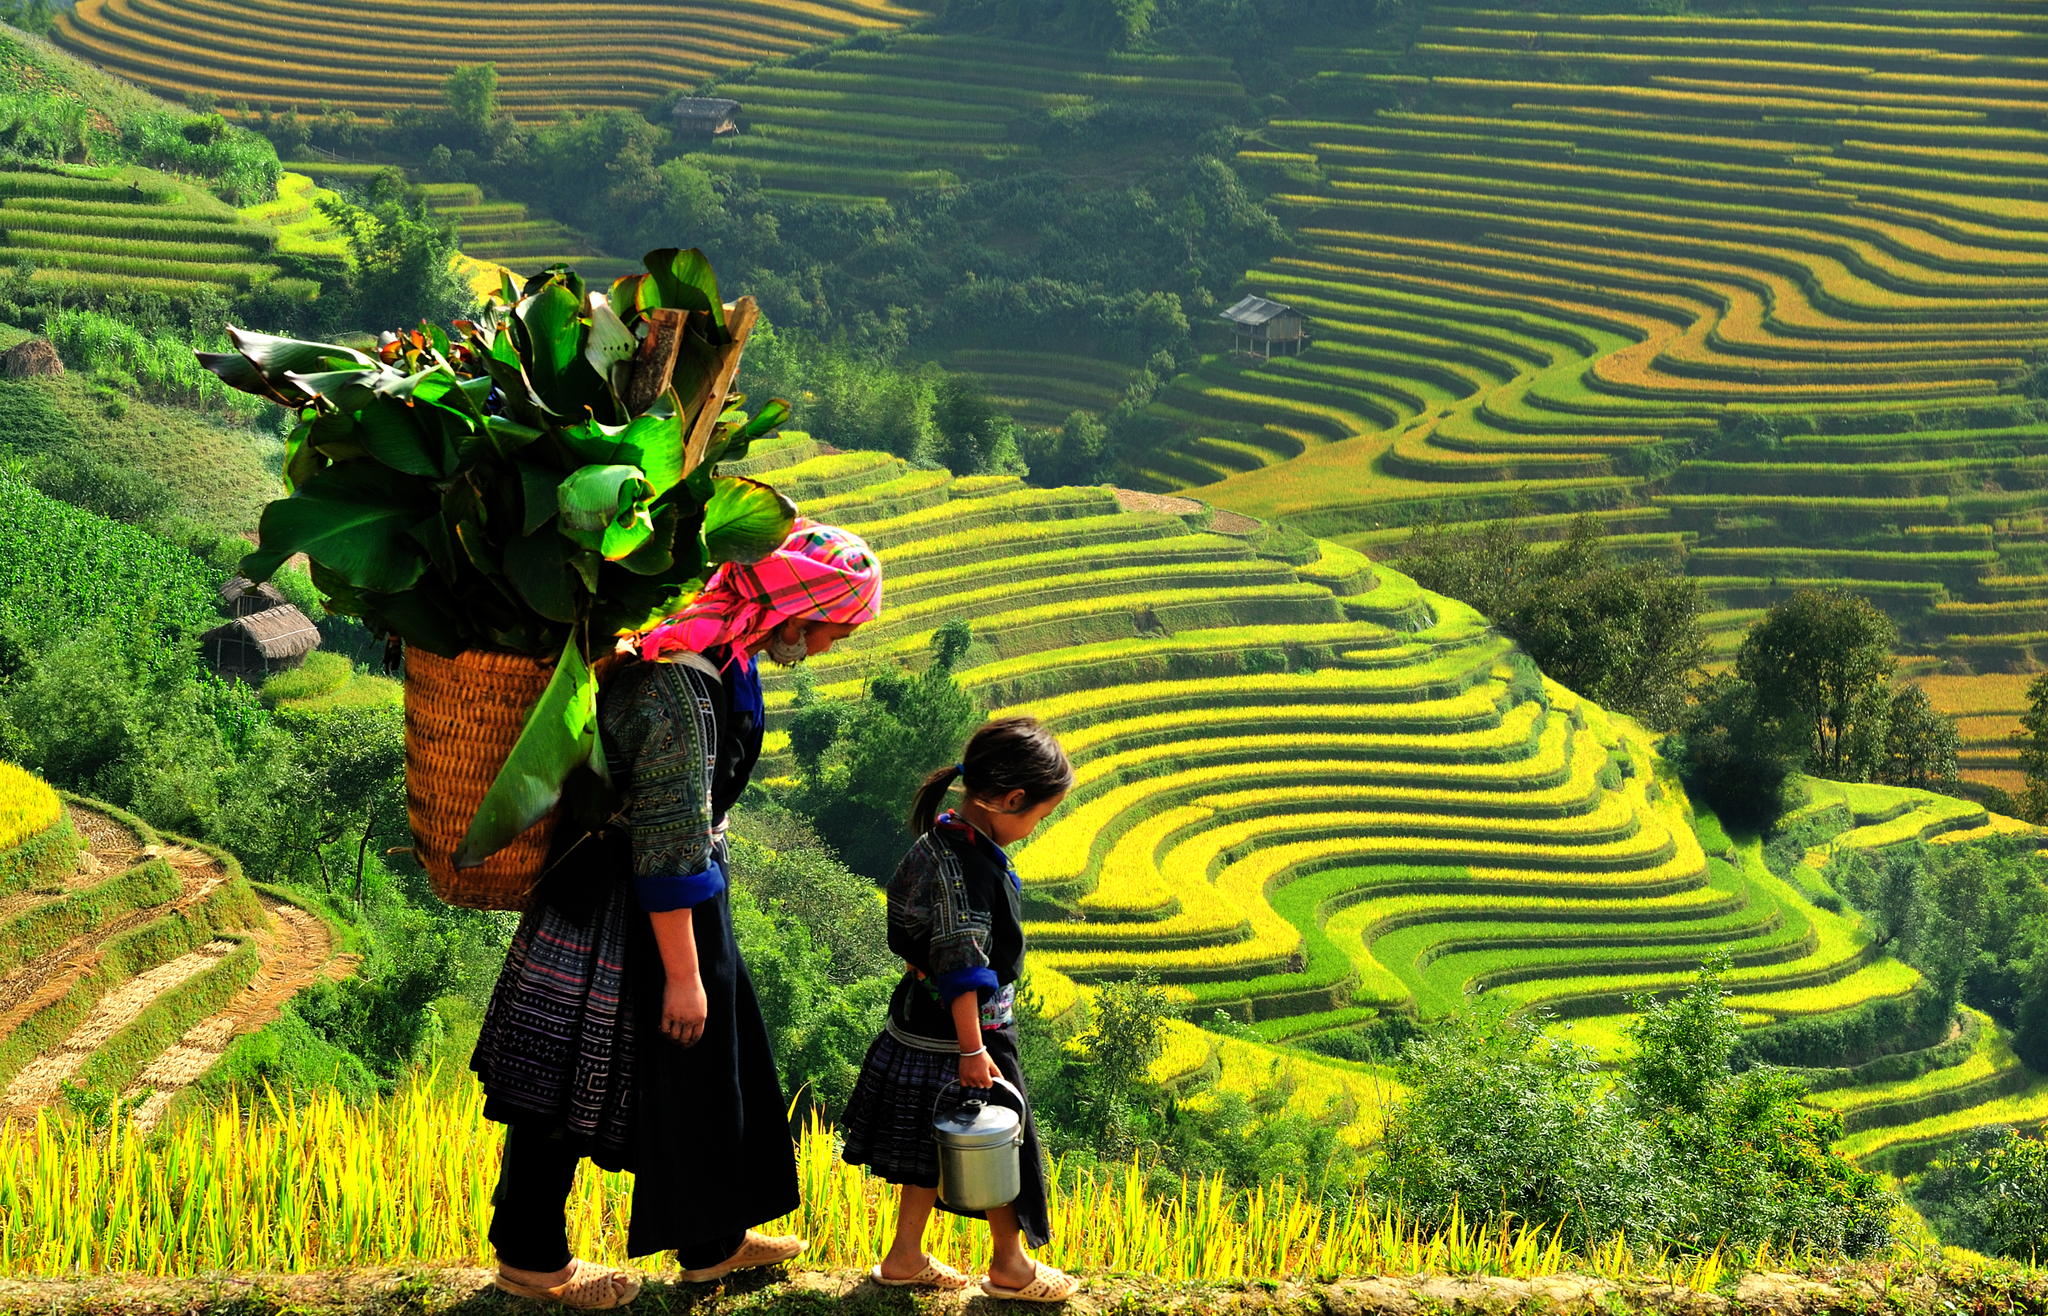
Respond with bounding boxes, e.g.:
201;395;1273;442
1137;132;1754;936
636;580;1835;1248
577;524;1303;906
0;1079;1763;1286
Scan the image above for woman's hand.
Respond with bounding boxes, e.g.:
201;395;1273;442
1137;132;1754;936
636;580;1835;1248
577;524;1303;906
958;1047;998;1089
663;972;709;1047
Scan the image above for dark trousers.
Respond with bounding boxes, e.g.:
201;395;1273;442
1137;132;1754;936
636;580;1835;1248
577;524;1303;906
489;1123;745;1271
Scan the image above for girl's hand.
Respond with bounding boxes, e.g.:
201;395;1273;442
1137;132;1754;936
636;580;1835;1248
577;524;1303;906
958;1047;998;1089
663;973;708;1047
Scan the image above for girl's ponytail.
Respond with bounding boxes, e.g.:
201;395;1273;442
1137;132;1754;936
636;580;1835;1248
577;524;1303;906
909;716;1073;835
909;761;965;836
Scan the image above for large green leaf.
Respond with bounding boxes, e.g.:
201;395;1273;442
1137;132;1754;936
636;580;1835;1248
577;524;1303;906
560;412;686;497
644;249;727;337
503;531;580;623
203;327;375;406
455;631;603;868
246;462;432;593
701;475;795;565
515;280;597;417
558;465;656;560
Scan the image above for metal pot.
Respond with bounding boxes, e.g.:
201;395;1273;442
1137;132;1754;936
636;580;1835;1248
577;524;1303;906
933;1079;1024;1212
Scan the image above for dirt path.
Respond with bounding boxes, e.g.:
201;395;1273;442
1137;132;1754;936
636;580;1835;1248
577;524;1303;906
0;802;356;1125
0;819;225;1040
1112;487;1261;535
1;941;238;1110
126;897;357;1131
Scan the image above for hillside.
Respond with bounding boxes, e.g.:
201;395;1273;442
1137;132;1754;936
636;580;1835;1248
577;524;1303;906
51;0;928;126
0;164;320;305
0;762;354;1132
735;436;2042;1165
1139;0;2048;675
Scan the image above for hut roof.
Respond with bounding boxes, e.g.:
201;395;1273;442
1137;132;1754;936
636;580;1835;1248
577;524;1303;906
214;605;322;658
220;575;287;609
1220;295;1297;326
673;97;741;123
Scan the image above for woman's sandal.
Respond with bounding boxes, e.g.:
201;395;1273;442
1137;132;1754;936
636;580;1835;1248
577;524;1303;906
492;1257;643;1309
870;1255;971;1290
981;1259;1080;1303
675;1229;808;1284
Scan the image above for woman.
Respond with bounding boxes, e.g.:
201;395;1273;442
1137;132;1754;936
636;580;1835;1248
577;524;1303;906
470;521;883;1309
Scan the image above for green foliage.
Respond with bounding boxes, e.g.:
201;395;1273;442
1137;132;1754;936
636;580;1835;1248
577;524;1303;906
785;627;986;879
441;63;499;135
1912;1128;2048;1262
1737;589;1898;779
1394;514;1705;728
2016;671;2048;824
726;830;895;1120
1373;960;1894;1256
0;33;279;202
43;307;269;419
1824;838;2048;1063
313;177;472;333
738;317;1018;473
1879;684;1960;792
0;473;216;670
1021;974;1352;1194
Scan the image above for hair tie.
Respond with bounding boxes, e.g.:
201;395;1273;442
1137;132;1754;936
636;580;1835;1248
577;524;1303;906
952;763;965;778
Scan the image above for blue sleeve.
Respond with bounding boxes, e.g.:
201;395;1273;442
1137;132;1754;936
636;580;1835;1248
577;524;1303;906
634;857;726;913
936;965;999;1005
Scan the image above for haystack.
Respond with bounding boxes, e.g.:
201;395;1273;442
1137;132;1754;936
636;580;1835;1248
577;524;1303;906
0;339;63;378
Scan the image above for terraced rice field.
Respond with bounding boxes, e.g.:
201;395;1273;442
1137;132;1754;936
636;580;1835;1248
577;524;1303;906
1920;671;2033;795
53;0;927;126
688;34;1247;203
742;437;2042;1153
0;165;317;303
0;769;353;1133
1151;0;2048;671
412;181;635;288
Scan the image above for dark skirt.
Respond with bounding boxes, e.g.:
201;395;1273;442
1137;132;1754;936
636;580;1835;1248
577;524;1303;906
470;829;800;1258
840;1026;1050;1249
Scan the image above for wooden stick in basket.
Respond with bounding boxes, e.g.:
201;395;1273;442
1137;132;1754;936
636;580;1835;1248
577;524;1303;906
682;297;759;477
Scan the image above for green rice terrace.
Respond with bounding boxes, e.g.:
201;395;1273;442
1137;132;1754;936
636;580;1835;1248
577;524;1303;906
0;761;353;1135
1138;0;2048;671
0;164;321;304
732;432;2046;1174
52;0;927;126
686;34;1248;205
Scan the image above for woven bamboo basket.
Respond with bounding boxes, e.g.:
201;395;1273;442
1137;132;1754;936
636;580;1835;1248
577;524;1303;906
403;646;559;910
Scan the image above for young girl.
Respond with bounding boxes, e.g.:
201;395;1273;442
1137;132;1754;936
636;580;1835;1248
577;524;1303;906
840;716;1079;1303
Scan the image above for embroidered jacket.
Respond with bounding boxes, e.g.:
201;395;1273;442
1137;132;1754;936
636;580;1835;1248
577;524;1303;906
885;811;1026;1043
598;649;763;913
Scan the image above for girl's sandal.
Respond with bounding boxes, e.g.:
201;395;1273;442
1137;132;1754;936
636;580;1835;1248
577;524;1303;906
981;1260;1080;1303
675;1230;808;1283
870;1255;971;1290
493;1258;642;1309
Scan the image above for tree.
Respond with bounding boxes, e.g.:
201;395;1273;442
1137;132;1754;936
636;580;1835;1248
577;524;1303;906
1879;683;1960;790
787;627;986;878
2016;671;2048;823
315;176;472;331
1913;1129;2048;1261
1670;672;1797;829
1393;515;1706;728
442;63;499;136
1737;589;1897;777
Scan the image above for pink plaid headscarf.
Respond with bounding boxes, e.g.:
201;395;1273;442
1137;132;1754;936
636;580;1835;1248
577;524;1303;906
638;519;882;664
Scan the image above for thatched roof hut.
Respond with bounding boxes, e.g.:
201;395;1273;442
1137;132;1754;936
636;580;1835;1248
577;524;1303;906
1;339;63;377
220;575;288;618
203;604;321;678
672;97;741;137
